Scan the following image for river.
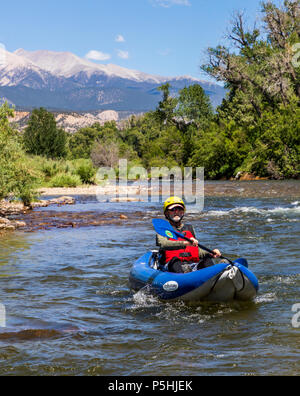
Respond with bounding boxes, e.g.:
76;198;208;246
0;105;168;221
0;181;299;376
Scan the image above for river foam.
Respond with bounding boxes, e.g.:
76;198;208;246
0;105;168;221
204;205;300;218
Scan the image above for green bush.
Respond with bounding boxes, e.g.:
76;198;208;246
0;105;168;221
0;103;39;204
73;159;96;184
49;173;82;188
40;159;60;178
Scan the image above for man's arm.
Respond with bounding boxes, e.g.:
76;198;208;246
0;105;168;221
156;233;186;250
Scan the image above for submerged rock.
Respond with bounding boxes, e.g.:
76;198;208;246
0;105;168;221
0;216;26;231
0;201;27;216
0;224;15;231
30;196;75;209
49;196;75;205
0;217;10;225
30;201;50;209
0;196;75;235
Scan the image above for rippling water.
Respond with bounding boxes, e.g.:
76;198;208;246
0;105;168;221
0;181;299;376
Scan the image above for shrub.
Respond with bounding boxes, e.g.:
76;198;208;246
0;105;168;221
0;103;39;204
41;159;60;178
49;173;82;188
91;140;119;168
73;159;96;184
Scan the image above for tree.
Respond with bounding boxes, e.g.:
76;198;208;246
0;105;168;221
23;108;67;158
0;103;38;204
176;84;214;129
97;121;119;142
120;127;145;157
69;127;100;159
262;0;300;98
188;120;251;179
201;1;300;119
197;0;300;179
154;83;178;126
90;140;119;168
157;126;185;166
241;101;300;178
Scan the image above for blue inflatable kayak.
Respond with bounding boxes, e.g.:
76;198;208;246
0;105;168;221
129;251;259;303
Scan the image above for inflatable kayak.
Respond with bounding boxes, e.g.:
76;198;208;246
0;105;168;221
129;251;259;303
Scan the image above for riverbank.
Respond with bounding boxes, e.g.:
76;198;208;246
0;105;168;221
38;179;300;198
1;179;299;235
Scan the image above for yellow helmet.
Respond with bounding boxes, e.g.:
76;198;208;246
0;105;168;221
163;196;186;213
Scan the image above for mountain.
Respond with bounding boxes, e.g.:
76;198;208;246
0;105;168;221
0;48;226;112
0;49;74;90
14;49;167;84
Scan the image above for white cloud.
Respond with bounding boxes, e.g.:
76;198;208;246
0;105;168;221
117;50;129;59
85;50;111;61
115;35;125;43
151;0;191;7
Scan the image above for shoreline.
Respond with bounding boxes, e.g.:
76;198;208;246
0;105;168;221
37;179;300;198
0;179;299;235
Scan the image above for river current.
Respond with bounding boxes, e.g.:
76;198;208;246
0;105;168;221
0;181;299;376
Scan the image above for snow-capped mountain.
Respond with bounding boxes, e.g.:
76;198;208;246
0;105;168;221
0;49;40;88
0;48;74;90
0;48;226;112
14;49;167;84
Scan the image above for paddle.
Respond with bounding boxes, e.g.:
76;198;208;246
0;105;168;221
152;218;234;265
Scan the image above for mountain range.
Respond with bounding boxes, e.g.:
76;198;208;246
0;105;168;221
0;48;226;113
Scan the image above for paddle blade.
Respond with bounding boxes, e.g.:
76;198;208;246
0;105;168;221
152;218;181;240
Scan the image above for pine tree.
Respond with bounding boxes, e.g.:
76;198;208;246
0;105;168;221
23;108;67;158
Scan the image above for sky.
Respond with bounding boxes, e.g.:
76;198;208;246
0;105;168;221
0;0;273;81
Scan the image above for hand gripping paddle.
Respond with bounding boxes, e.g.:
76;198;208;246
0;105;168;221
152;218;234;265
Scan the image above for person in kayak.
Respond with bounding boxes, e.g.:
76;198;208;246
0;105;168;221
156;196;222;273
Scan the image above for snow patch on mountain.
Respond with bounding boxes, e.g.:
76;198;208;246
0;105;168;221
14;49;170;83
0;48;46;86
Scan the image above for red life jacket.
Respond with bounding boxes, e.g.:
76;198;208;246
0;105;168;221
164;225;200;264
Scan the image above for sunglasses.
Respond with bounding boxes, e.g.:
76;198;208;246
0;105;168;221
168;207;184;212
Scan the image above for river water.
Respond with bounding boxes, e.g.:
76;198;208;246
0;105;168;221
0;181;299;376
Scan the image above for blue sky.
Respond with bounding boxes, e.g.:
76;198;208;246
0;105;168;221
1;0;269;80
